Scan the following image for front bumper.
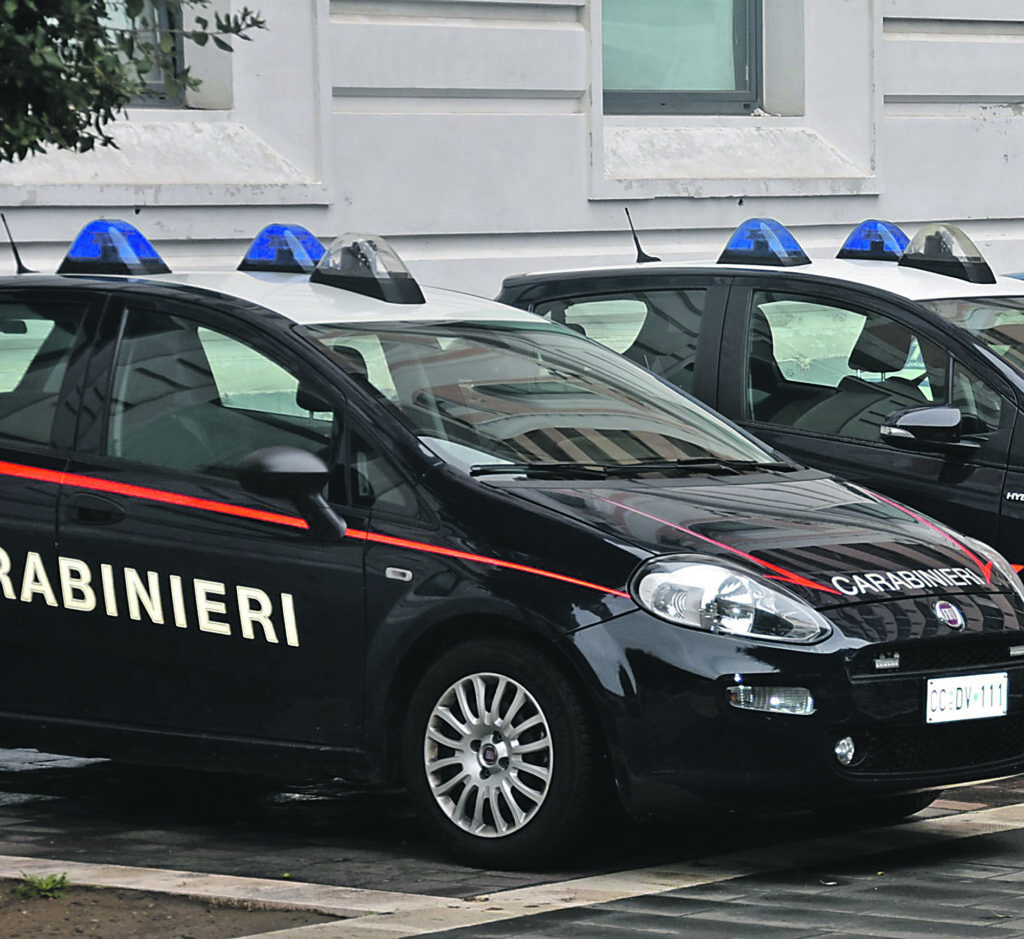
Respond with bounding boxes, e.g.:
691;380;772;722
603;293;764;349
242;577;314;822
570;593;1024;816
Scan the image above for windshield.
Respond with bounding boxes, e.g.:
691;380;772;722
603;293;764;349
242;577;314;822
920;296;1024;377
301;321;774;472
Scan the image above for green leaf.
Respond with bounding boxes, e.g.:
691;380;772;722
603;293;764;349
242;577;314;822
0;0;266;162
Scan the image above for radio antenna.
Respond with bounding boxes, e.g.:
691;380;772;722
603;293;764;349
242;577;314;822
624;208;660;264
0;214;34;274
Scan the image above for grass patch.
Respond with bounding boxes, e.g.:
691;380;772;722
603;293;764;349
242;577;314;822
11;872;68;900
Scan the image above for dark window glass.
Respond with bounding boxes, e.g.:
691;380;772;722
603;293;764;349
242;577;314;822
952;362;1003;437
107;310;332;475
0;301;86;446
347;428;418;517
744;292;949;442
535;289;708;393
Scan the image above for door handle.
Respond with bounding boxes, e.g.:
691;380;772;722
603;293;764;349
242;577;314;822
65;492;126;525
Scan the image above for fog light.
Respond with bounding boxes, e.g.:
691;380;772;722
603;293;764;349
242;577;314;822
835;736;856;766
726;685;815;716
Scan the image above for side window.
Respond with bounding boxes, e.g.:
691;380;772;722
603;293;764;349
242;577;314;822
745;292;948;442
0;300;86;447
535;289;707;392
347;427;418;517
953;362;1003;437
107;309;333;476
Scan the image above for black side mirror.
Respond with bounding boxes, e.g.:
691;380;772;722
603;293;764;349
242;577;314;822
238;446;346;541
880;405;978;454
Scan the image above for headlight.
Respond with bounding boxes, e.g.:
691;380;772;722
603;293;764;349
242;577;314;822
632;557;833;644
961;535;1024;605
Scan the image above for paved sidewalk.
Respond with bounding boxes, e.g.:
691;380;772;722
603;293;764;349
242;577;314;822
7;798;1024;938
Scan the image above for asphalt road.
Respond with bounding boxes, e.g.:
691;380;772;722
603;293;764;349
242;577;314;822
3;749;1024;937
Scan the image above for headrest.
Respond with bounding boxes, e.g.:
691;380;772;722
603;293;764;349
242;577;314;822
847;315;912;373
333;344;369;378
748;307;776;353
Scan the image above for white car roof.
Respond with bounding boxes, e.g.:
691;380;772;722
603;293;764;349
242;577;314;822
140;271;538;326
511;257;1024;304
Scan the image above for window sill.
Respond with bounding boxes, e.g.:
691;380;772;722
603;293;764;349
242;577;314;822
0;118;327;207
592;119;879;200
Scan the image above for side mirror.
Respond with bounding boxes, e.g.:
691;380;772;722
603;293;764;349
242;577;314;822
880;406;978;454
238;446;346;541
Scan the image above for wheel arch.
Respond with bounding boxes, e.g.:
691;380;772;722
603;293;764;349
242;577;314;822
374;612;615;790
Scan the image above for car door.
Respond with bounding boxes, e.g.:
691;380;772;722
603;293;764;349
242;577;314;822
0;286;99;721
716;281;1012;548
56;292;369;754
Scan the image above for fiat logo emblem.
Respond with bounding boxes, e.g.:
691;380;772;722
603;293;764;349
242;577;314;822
934;600;966;630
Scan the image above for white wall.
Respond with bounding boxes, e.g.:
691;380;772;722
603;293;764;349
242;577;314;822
2;0;1024;296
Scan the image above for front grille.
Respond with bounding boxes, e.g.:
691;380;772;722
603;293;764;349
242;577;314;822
845;713;1024;775
849;635;1024;678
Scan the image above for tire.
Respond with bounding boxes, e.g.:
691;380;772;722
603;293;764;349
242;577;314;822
401;639;600;869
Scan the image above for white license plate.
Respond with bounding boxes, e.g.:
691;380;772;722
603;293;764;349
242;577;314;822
926;672;1008;724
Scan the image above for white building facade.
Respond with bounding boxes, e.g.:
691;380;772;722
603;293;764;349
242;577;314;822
2;0;1024;295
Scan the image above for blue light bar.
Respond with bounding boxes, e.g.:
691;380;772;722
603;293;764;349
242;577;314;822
836;220;909;261
717;218;810;267
238;223;326;274
57;219;170;275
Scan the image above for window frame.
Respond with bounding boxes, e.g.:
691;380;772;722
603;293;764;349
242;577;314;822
602;0;763;116
105;0;188;107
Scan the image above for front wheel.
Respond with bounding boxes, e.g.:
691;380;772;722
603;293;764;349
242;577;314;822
401;640;600;868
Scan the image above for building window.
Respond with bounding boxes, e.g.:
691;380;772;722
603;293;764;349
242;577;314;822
104;1;187;106
603;0;762;115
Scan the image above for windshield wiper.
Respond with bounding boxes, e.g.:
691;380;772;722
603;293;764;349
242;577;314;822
616;458;799;476
470;462;613;479
469;458;797;479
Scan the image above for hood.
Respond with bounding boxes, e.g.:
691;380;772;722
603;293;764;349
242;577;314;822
498;471;1010;610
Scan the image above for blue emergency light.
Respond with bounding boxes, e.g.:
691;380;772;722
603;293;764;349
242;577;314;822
898;222;995;284
238;223;326;274
57;219;170;276
836;220;909;261
717;218;810;267
311;233;425;304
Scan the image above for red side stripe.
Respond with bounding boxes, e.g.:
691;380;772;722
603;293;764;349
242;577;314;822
0;461;309;530
860;488;993;583
1;460;628;598
347;528;631;598
599;495;843;596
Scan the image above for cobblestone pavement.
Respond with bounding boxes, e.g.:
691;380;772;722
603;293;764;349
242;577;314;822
2;750;1024;937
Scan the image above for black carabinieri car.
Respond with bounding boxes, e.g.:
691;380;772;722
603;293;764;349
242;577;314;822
0;219;1022;868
